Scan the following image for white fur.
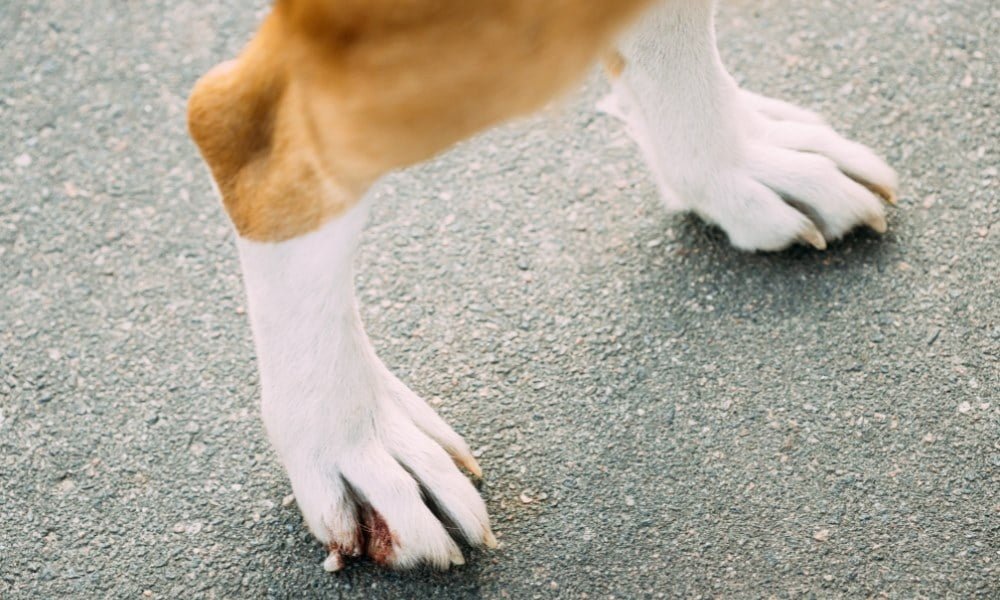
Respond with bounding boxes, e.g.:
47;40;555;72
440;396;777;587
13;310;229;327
606;0;897;251
236;199;493;570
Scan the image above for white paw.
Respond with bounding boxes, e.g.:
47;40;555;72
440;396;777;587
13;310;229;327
236;203;495;571
274;370;495;571
602;84;898;252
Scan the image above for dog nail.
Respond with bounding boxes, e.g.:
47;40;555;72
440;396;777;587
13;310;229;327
866;214;888;234
798;225;827;250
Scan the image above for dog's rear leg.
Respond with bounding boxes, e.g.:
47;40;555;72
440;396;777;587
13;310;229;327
605;0;898;251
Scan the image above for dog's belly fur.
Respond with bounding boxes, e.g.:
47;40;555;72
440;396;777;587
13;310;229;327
188;0;898;571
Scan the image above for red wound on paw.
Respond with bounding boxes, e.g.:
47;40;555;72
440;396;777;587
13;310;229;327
361;507;396;566
326;527;363;560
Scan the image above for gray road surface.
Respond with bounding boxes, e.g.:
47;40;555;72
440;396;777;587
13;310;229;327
1;0;997;597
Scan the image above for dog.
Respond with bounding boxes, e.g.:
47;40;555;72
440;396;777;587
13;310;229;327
187;0;897;571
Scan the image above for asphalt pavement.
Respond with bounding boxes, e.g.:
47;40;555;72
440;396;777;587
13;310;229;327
1;0;997;597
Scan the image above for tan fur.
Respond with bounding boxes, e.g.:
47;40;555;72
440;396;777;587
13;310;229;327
602;50;627;78
188;0;654;242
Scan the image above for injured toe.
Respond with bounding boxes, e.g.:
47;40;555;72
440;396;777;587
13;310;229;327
322;551;344;573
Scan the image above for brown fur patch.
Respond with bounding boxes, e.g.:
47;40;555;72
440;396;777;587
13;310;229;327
188;0;655;241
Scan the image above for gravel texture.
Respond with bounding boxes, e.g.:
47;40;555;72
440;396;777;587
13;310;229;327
1;0;997;597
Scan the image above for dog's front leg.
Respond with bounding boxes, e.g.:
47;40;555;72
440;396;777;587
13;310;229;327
185;9;516;569
236;199;494;571
608;0;899;251
187;0;664;572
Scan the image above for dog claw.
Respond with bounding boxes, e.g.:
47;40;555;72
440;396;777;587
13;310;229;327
798;224;827;250
860;180;898;206
455;453;483;478
866;213;888;234
483;528;498;549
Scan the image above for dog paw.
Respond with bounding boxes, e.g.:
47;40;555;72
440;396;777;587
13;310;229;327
603;86;898;252
269;372;495;571
731;90;898;249
703;115;897;252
